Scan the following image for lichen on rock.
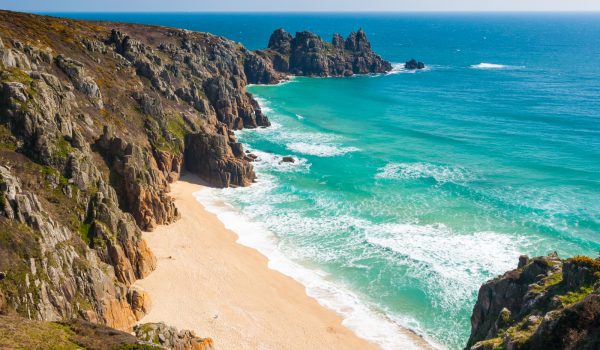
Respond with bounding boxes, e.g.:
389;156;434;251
467;253;600;350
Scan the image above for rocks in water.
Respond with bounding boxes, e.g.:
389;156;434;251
281;156;295;163
467;253;600;350
404;59;425;70
258;28;392;77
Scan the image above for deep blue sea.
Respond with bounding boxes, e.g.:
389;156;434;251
54;12;600;349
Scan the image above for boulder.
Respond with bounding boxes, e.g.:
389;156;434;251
404;58;425;70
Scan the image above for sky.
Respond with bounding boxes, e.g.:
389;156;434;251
2;0;600;12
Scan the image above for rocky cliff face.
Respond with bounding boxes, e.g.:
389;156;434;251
0;9;272;333
256;28;392;77
467;254;600;350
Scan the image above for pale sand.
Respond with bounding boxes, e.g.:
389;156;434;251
135;174;433;350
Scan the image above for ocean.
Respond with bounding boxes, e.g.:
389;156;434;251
54;12;600;349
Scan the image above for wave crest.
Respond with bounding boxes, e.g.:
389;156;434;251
470;62;524;70
376;162;476;183
287;142;360;157
365;225;525;309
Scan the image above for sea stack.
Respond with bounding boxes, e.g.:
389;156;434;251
404;58;425;70
256;28;393;77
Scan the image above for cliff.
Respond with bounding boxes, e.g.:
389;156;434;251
254;28;392;78
0;10;264;331
467;253;600;350
0;9;391;348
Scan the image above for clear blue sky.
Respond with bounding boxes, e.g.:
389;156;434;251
1;0;600;12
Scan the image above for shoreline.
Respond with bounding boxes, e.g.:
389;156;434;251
134;174;434;350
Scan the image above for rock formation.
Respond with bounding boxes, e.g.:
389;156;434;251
256;28;392;77
405;59;425;70
466;253;600;350
135;322;214;350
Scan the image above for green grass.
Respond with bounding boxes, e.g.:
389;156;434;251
558;286;594;306
505;317;542;346
0;317;81;350
56;137;74;159
529;271;563;295
472;337;506;350
78;222;93;245
0;124;17;151
167;114;186;141
0;65;33;85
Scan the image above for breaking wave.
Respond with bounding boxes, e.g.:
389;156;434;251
376;162;477;184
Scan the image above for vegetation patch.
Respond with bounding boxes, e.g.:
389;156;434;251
505;316;541;346
558;286;594;306
0;65;33;85
570;255;600;271
0;124;17;151
56;137;74;159
78;222;93;245
0;315;81;350
167;114;187;141
0;219;42;316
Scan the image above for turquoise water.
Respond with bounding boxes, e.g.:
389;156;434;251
58;13;600;349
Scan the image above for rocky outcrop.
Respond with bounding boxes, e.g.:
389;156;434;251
184;127;255;187
135;322;214;350
56;55;103;107
257;28;392;77
0;165;147;330
405;59;425;70
96;126;179;231
467;253;600;350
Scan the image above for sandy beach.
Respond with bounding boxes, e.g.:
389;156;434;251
134;174;432;349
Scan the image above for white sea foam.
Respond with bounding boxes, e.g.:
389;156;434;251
385;62;436;76
364;225;525;310
376;162;476;184
247;76;297;88
250;149;311;173
251;94;359;158
386;63;417;75
253;96;274;113
470;62;524;70
287;142;360;157
194;188;438;350
198;162;532;349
